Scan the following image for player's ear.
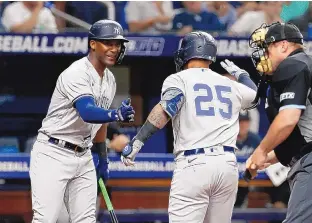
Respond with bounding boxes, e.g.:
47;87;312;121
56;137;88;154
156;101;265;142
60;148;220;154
280;41;288;53
90;40;96;51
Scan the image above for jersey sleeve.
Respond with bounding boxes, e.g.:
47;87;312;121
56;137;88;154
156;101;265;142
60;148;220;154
60;69;94;104
161;74;185;96
235;82;257;110
279;68;311;111
160;75;185;118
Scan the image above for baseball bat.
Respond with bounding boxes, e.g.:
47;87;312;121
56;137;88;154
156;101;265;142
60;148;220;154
98;178;119;223
242;169;252;182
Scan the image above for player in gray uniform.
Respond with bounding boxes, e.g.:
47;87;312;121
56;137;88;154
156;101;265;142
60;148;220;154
121;32;257;223
30;20;134;223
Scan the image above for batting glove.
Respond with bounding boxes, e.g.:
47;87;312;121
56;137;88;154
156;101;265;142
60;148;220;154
120;139;144;166
115;98;135;122
92;152;109;182
220;59;250;80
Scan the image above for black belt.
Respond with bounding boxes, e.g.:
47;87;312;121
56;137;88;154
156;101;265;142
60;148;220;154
288;141;312;167
48;137;86;153
289;150;312;167
184;146;235;156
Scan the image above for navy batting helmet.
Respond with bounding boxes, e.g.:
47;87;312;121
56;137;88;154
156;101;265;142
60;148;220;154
88;20;129;64
174;31;217;72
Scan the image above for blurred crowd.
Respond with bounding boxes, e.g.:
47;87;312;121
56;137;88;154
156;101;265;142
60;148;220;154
0;1;311;37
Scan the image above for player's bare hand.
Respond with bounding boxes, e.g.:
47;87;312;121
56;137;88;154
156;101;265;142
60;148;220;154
121;139;144;166
251;147;268;168
220;59;249;80
245;157;258;179
109;134;130;152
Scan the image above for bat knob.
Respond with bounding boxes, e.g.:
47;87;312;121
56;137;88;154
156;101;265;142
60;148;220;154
242;170;252;182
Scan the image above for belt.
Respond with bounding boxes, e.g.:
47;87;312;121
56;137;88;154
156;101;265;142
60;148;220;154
184;146;235;156
289;151;312;167
48;137;86;153
288;142;312;167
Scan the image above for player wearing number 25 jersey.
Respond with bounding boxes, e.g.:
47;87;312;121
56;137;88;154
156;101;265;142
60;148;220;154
121;31;257;223
162;67;256;153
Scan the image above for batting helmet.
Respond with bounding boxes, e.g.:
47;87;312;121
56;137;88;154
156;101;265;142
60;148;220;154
174;31;217;72
88;20;129;64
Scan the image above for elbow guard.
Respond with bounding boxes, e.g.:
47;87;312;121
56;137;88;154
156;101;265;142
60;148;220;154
160;88;184;118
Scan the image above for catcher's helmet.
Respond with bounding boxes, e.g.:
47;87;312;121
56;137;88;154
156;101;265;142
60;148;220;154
249;22;303;74
88;20;129;64
174;31;217;72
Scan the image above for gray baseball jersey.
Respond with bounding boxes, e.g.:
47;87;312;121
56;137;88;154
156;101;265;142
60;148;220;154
30;56;116;223
161;68;256;155
39;56;116;148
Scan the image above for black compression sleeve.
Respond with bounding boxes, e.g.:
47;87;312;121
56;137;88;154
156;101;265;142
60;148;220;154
91;142;108;158
135;120;159;143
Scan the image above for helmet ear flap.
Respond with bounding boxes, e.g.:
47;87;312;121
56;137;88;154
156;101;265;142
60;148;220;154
174;49;184;72
116;43;126;64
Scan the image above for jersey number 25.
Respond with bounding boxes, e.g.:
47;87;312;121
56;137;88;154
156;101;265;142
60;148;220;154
194;83;232;119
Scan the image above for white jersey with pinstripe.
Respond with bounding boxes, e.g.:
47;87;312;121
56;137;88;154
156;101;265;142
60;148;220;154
161;68;256;155
39;56;116;148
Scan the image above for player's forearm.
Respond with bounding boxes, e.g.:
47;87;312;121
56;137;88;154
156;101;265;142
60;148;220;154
91;124;108;158
10;9;41;33
238;74;257;91
91;142;108;159
75;97;118;123
147;104;170;128
259;109;300;153
135;104;170;143
94;124;108;143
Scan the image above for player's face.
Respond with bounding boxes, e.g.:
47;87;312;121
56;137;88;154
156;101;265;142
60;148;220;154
266;41;287;73
95;40;122;66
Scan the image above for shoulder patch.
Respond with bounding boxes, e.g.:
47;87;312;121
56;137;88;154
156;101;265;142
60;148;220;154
280;92;295;102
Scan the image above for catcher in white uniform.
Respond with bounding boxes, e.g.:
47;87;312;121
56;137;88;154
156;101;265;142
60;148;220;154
121;31;257;223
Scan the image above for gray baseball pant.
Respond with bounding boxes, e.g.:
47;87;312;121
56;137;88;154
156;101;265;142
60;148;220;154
30;136;97;223
169;151;238;223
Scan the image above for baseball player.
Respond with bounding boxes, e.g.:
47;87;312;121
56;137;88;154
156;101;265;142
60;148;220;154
120;31;257;223
29;20;134;223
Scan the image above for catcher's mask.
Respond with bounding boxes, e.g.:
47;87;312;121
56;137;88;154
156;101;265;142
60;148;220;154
249;22;303;75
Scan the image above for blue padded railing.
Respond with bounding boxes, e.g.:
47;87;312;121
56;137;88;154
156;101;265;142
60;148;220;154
99;208;287;222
